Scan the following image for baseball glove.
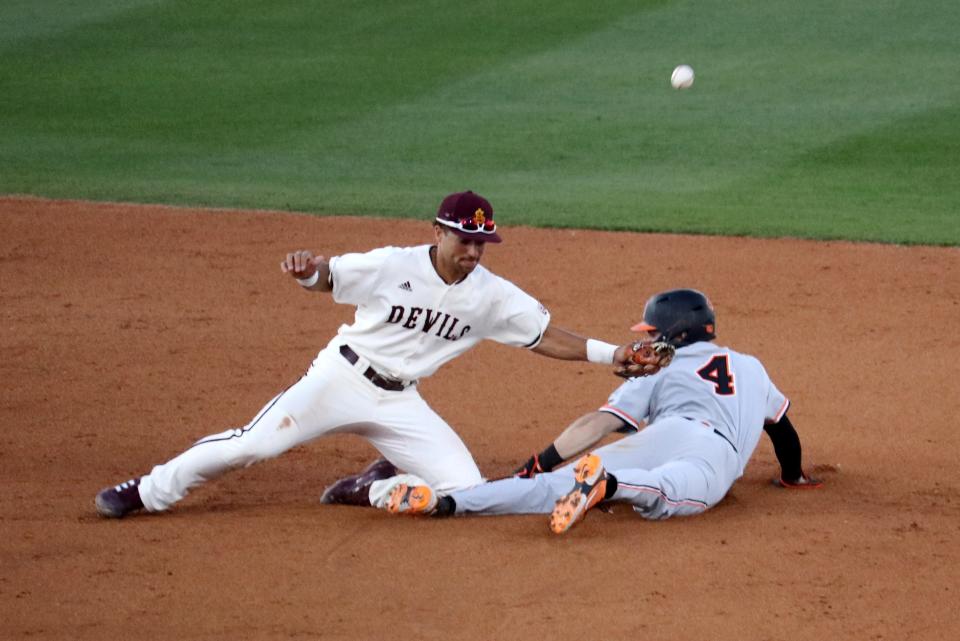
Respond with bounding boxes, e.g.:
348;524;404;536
614;340;676;378
514;454;546;479
514;444;563;478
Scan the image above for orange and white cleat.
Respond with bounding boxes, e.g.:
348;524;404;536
549;454;608;534
387;483;438;515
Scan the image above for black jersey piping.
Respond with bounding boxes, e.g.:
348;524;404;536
188;380;295;449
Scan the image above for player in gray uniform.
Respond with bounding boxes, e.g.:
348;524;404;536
378;288;822;531
94;191;668;519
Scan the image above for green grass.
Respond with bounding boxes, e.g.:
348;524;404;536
2;0;958;244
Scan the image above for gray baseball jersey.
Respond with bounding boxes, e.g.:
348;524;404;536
600;341;789;475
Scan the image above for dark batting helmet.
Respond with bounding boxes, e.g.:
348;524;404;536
631;288;717;347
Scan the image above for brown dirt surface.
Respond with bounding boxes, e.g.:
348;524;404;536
2;196;959;641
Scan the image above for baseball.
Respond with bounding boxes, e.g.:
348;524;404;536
671;64;695;89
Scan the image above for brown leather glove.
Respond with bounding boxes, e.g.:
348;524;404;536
514;444;563;478
614;340;676;378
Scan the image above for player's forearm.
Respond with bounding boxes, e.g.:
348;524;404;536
533;325;623;363
530;326;661;377
763;414;804;481
515;412;623;477
553;412;623;460
531;324;589;360
553;412;622;460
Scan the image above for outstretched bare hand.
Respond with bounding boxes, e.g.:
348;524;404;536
281;250;326;280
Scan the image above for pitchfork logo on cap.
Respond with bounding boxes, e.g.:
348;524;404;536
434;191;503;243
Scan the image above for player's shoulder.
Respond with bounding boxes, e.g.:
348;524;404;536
334;244;400;259
466;263;506;288
675;341;725;359
331;245;428;277
711;343;764;367
719;345;777;383
372;244;431;263
380;244;428;257
677;342;762;367
465;267;543;312
471;266;525;303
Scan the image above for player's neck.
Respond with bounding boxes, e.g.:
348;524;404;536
430;246;466;285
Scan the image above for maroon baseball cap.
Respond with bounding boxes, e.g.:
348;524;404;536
434;190;502;243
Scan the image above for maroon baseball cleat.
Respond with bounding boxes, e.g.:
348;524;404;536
320;458;398;506
95;478;145;518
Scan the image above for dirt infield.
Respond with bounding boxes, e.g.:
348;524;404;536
2;196;958;641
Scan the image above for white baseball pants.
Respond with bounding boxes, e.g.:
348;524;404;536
138;347;483;512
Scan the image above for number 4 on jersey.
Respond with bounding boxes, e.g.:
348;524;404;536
697;355;735;395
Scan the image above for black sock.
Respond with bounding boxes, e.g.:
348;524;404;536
604;473;618;500
433;495;456;517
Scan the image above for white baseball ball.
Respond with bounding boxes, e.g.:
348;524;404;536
671;64;695;89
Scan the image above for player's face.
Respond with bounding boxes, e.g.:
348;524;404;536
434;226;486;278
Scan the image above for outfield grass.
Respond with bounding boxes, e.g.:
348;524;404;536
1;1;958;244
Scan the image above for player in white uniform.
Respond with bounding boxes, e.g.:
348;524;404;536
94;191;667;518
378;289;822;531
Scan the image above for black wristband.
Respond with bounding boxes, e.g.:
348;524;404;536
536;443;564;472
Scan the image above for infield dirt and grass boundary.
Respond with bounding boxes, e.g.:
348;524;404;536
3;1;958;638
2;1;958;244
2;196;958;640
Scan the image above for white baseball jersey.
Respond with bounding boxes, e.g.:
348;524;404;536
600;341;789;475
136;243;554;512
327;245;551;380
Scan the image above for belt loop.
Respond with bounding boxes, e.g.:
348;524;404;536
339;344;412;392
339;344;358;365
339;344;371;373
